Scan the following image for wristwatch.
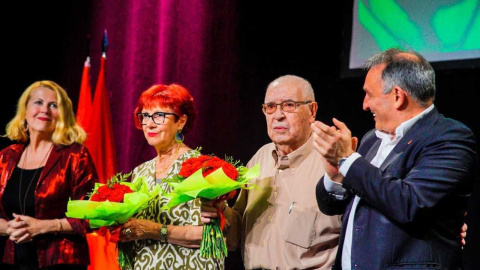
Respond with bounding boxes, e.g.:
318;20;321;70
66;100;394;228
160;224;168;243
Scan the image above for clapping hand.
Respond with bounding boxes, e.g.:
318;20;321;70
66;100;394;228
311;118;358;182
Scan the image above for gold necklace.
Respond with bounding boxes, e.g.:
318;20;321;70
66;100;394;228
18;144;53;215
156;144;180;177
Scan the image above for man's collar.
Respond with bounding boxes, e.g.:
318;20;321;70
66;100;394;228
271;134;313;169
376;104;435;141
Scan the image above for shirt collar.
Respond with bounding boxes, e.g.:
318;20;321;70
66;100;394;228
271;134;313;170
375;104;435;141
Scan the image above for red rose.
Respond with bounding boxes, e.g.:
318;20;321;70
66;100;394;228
91;183;133;203
179;155;239;180
90;193;101;201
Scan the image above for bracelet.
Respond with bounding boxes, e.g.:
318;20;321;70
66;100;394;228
160;224;168;243
55;219;62;232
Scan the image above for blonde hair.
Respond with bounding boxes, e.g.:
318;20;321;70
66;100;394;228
5;80;86;145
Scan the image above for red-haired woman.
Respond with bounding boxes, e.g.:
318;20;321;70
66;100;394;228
117;84;223;269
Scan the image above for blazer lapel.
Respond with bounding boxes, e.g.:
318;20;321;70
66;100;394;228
380;149;403;172
0;144;25;220
3;144;25;182
365;139;381;162
380;108;440;172
357;129;381;162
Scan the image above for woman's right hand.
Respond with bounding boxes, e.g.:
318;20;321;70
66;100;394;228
119;218;161;242
6;214;31;244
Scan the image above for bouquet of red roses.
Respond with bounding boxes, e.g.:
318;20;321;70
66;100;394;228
163;154;259;259
66;173;160;268
66;172;160;235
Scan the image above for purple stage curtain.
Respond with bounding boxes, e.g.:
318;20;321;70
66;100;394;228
89;0;240;173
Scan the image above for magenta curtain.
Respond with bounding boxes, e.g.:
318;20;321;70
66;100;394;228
88;0;240;173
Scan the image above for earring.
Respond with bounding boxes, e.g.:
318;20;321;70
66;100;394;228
23;120;29;132
175;129;184;144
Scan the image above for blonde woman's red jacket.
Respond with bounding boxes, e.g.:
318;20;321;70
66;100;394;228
0;143;98;267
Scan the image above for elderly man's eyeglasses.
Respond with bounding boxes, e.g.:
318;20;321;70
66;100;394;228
262;100;312;114
136;112;179;125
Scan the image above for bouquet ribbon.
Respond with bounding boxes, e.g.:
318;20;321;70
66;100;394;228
213;190;237;230
95;225;122;243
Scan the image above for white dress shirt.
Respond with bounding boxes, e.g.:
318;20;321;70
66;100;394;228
324;105;434;269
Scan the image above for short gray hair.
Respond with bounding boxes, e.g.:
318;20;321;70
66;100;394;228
364;48;435;106
266;75;315;101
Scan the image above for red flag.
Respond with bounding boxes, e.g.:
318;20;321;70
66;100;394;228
76;57;92;129
83;31;120;270
84;53;118;183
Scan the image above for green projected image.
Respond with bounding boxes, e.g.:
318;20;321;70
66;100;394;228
349;0;480;69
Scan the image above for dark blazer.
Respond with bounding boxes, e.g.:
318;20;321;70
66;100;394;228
316;108;477;269
0;143;98;268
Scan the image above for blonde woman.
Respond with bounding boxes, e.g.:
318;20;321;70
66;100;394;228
0;80;98;270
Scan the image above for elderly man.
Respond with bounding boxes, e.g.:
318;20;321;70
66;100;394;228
217;75;342;269
312;48;477;269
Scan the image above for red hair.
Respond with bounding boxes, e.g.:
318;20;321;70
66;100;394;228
133;84;196;134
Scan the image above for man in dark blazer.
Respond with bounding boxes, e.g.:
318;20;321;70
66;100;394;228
311;48;477;269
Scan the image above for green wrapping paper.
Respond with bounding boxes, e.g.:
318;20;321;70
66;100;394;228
162;164;260;259
65;176;160;227
163;164;260;210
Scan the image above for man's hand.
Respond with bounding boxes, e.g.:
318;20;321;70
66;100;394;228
312;118;357;182
319;156;344;183
311;118;354;164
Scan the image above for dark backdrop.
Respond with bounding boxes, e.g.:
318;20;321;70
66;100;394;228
1;1;478;269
